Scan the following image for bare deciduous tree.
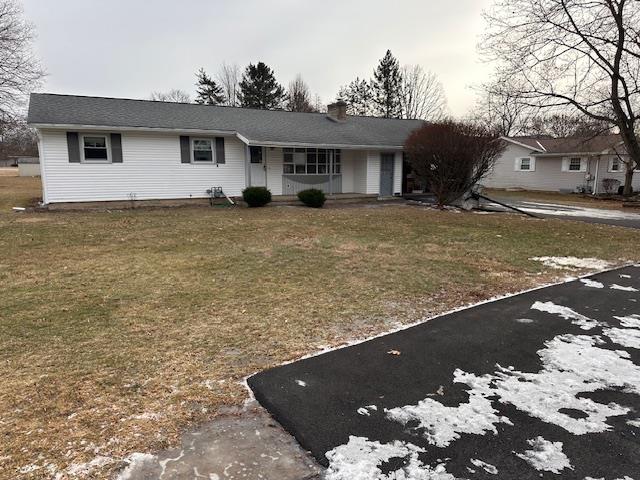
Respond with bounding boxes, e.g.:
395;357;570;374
399;65;448;120
529;113;612;138
0;0;44;121
471;76;538;136
217;62;241;106
150;89;191;103
481;0;640;194
404;121;505;207
286;74;316;112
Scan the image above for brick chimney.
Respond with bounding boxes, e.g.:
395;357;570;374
327;101;347;122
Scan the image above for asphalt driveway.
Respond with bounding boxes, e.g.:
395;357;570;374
248;266;640;479
482;196;640;229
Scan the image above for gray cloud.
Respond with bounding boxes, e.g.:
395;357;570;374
23;0;494;116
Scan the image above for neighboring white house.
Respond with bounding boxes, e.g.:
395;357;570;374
27;94;424;205
483;135;640;194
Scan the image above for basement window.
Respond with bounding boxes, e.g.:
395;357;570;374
82;135;110;162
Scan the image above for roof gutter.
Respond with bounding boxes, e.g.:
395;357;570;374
29;123;240;137
30;123;404;151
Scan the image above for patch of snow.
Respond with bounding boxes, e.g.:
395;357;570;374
357;405;378;416
18;464;41;474
611;284;639;292
530;256;613;270
324;436;457;480
116;453;157;480
615;314;640;328
604;328;640;349
519;203;640;221
295;379;307;387
66;455;114;476
470;459;498;475
531;301;605;330
127;412;162;421
580;279;605;289
515;437;572;473
515;318;535;324
385;370;512;447
387;333;639;442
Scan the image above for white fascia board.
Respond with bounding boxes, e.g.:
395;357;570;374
30;123;405;151
500;136;545;153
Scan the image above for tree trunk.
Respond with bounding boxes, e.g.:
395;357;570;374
624;167;634;196
618;127;640;196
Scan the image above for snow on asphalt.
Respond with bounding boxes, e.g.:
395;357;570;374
515;437;572;474
325;275;640;479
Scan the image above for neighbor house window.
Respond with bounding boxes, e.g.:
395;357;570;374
569;157;582;171
82;135;109;162
192;139;214;162
517;157;532;171
609;157;621;172
283;148;341;174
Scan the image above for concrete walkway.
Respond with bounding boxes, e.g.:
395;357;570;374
116;402;320;480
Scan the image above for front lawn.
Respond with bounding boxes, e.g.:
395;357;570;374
1;177;638;478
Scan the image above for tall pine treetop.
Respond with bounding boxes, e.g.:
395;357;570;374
372;50;402;118
238;62;285;110
195;68;224;105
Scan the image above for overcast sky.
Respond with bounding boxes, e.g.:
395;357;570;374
22;0;495;117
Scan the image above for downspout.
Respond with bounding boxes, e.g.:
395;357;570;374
592;156;600;196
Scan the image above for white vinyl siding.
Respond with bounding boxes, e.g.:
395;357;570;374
39;130;246;203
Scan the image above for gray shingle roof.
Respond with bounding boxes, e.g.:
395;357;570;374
28;93;424;148
506;134;625;154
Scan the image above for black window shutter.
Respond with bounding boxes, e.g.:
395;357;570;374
67;132;80;163
180;136;191;163
215;137;225;164
111;133;123;163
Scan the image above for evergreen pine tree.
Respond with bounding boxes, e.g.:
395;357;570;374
195;68;224;105
341;77;373;116
371;50;402;118
237;62;285;109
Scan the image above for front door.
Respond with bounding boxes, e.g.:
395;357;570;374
250;146;266;187
380;153;394;196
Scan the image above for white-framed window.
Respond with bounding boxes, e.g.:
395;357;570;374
515;157;534;171
283;148;341;174
81;134;110;163
608;157;621;173
562;156;587;172
192;138;214;163
568;157;582;171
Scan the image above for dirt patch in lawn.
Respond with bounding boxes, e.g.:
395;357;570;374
1;177;639;479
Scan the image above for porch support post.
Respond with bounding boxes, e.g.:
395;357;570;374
245;144;251;188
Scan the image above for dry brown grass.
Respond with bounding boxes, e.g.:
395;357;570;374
1;178;639;479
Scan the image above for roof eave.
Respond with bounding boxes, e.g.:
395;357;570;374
30;123;406;150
